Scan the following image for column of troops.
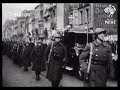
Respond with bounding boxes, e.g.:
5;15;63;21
2;36;47;72
3;39;32;70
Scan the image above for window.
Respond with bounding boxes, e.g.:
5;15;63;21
79;11;83;24
69;13;73;25
74;11;78;25
86;8;90;24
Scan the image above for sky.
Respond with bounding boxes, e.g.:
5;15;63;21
2;3;40;26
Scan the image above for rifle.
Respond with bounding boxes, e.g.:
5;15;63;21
47;41;54;66
11;44;15;52
87;43;93;74
17;44;19;53
22;45;25;56
115;43;117;55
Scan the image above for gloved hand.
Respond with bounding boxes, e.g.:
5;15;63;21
62;65;66;69
83;69;89;81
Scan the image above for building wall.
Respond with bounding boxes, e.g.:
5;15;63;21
64;3;70;28
92;3;117;35
68;3;94;32
56;3;64;30
28;16;33;36
34;4;44;35
34;5;40;30
78;3;93;31
43;3;49;30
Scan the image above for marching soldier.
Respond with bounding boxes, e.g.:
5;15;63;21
12;41;18;64
15;41;20;65
23;41;32;71
43;33;67;87
31;35;47;80
17;41;23;67
20;41;26;67
28;37;35;70
79;28;113;87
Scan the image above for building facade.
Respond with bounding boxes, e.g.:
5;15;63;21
34;4;44;36
68;3;117;36
43;3;70;38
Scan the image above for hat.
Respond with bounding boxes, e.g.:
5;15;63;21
95;28;106;35
54;33;61;38
38;34;45;40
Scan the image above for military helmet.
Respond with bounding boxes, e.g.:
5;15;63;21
94;28;106;35
38;34;45;40
54;33;61;38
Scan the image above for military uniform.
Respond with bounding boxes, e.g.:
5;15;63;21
12;42;18;64
22;42;32;71
29;41;34;68
43;33;67;87
17;42;23;67
31;41;47;80
79;28;113;87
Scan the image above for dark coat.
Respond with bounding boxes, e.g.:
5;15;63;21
31;44;47;71
79;40;113;87
22;44;32;67
43;41;67;82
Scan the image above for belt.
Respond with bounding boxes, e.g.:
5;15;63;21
91;59;108;65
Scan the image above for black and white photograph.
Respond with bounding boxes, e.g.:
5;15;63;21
2;3;118;87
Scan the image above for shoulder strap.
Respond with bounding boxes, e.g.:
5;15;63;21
48;41;54;63
87;43;93;73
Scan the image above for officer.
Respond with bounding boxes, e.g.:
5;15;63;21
79;28;113;87
31;35;47;80
43;33;67;87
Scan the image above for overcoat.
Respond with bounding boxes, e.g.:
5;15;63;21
43;41;67;82
79;40;113;87
31;44;47;71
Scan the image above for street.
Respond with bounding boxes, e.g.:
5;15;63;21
2;55;118;87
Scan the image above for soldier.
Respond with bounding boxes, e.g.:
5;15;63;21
31;35;47;80
17;41;24;67
43;33;67;87
79;28;113;87
12;41;18;64
20;41;26;67
22;41;32;71
28;37;34;69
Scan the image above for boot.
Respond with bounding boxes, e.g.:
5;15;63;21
24;67;28;71
36;75;40;81
35;71;41;81
32;66;35;71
